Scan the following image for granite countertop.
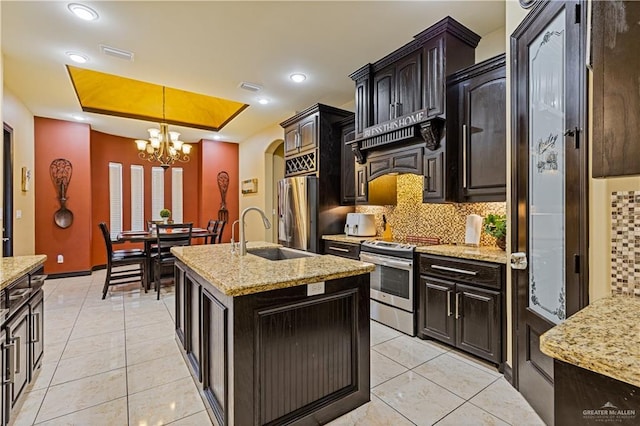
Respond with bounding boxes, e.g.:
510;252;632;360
0;255;47;290
540;296;640;388
171;242;375;297
415;245;507;264
322;234;376;244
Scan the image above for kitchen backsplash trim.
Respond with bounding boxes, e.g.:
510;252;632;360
356;174;506;247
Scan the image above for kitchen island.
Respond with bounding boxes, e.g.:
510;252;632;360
171;242;374;426
540;295;640;424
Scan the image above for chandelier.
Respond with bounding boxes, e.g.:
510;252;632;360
135;88;192;170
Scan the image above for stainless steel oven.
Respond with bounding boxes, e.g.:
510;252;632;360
360;241;416;335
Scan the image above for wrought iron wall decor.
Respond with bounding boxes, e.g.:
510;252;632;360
49;158;74;228
217;171;230;221
519;0;537;9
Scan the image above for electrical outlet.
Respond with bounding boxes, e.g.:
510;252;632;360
15;210;22;219
307;282;325;296
57;254;64;263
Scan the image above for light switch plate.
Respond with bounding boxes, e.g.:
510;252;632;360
16;210;22;219
307;282;325;296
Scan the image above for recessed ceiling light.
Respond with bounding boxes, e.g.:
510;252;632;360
72;114;86;121
68;3;99;21
213;135;222;140
66;52;89;63
258;98;270;105
290;73;307;83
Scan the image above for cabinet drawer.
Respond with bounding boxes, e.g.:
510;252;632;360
419;254;502;290
323;241;361;260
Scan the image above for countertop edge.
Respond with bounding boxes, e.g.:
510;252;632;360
1;255;48;290
415;245;507;264
540;296;640;388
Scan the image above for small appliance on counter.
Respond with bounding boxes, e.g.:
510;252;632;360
464;214;483;246
344;213;376;237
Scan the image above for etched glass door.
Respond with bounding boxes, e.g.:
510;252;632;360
528;10;566;324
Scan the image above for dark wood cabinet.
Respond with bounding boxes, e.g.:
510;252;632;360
367;145;423;180
418;254;505;366
373;52;422;124
355;165;367;203
284;113;318;156
5;304;29;410
448;54;506;202
338;116;356;205
423;152;445;202
175;265;187;349
592;1;640;177
201;288;227;425
322;240;361;260
281;104;352;177
186;273;201;380
29;291;44;372
423;37;444;117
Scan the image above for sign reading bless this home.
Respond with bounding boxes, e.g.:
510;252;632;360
363;109;427;138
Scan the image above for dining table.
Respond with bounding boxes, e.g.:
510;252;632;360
116;227;216;291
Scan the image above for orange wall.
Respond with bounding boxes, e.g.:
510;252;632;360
34;117;93;274
90;130;201;266
199;139;239;243
34;118;239;274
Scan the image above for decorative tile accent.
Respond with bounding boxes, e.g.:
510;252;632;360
610;191;640;297
356;174;506;247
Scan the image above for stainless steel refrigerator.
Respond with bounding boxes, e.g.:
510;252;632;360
277;176;318;252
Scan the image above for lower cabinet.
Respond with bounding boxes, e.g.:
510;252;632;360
418;254;504;366
5;304;30;410
322;240;361;260
30;291;44;372
202;288;227;425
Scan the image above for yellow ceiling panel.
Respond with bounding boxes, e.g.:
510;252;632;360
67;66;248;131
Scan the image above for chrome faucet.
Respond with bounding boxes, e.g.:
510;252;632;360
239;207;271;255
230;220;240;253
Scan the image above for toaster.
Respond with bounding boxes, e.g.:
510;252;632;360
344;213;376;237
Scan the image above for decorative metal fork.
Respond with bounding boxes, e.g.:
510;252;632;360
217;171;230;222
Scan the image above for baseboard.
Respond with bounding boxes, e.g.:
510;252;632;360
92;264;106;271
503;363;513;385
46;270;92;279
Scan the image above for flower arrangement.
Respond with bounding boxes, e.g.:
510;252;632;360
159;208;171;219
484;213;507;250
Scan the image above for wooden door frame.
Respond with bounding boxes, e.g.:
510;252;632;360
509;0;589;390
3;123;14;257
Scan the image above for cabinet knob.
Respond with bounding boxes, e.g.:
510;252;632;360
510;252;528;270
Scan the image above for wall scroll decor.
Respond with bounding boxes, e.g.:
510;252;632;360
49;158;74;228
519;0;537;9
241;178;258;194
21;167;31;192
217;171;230;221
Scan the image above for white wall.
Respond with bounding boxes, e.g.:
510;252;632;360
476;25;506;62
238;124;285;242
2;87;36;255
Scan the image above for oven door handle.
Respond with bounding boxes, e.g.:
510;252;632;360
360;253;413;271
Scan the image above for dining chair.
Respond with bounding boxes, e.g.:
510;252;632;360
153;222;193;299
205;219;226;244
98;222;147;299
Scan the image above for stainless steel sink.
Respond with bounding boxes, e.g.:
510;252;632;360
247;247;316;261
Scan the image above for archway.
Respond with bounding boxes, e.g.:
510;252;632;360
264;139;284;242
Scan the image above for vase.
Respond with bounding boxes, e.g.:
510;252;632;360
496;236;506;251
162;218;168;224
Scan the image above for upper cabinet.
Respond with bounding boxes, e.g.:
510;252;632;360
350;17;480;145
592;1;640;177
280;104;352;177
448;54;507;202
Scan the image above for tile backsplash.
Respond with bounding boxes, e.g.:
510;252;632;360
356;174;506;247
610;191;640;297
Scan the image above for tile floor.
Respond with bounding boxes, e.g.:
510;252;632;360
10;271;545;425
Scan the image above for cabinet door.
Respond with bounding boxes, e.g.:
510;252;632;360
284;126;299;155
298;114;318;153
419;277;455;344
5;305;29;409
355;165;368;203
175;266;187;349
323;240;360;260
202;289;228;426
460;70;506;201
423;152;444;202
455;284;501;363
373;67;395;124
30;291;44;371
423;37;444;117
340;122;356;205
0;329;5;426
395;52;422;117
186;275;202;380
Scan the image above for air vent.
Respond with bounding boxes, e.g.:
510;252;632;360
99;44;134;61
239;81;262;92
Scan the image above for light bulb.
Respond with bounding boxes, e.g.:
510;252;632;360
173;139;183;151
148;128;160;138
135;140;148;151
182;144;192;155
169;131;180;142
150;137;160;149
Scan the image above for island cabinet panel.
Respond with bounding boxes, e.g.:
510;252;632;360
29;291;44;371
5;304;30;409
202;288;228;426
175;265;186;348
174;258;370;426
256;291;356;425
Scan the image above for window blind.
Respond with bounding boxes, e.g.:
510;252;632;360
172;168;184;223
130;165;144;231
108;162;123;240
151;167;165;221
